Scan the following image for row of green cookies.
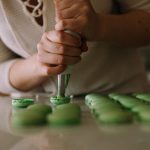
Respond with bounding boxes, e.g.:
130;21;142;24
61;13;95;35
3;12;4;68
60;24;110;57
85;93;150;124
12;98;81;127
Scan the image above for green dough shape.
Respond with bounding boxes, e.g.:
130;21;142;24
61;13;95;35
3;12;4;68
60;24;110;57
91;101;120;110
92;104;122;113
133;93;150;103
85;93;105;104
50;96;70;105
132;105;150;113
88;99;109;108
108;93;122;101
55;103;81;117
93;108;123;117
27;104;52;115
12;110;46;127
98;111;133;124
12;98;34;108
47;103;81;126
47;113;80;126
85;93;112;108
138;110;150;123
108;94;142;109
119;99;142;109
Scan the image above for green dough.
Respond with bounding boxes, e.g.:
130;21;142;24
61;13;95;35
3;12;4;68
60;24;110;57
12;98;34;108
119;99;142;109
12;110;46;127
108;94;142;109
50;96;70;105
133;93;150;103
92;104;122;113
55;103;81;117
85;93;110;107
85;93;101;103
132;105;150;113
138;110;150;123
27;104;52;115
98;111;133;124
88;100;110;109
91;101;123;117
47;112;80;126
108;93;122;101
47;103;81;126
91;102;121;111
93;107;123;117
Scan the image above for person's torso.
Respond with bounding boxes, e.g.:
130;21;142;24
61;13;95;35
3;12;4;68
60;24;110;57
0;0;148;95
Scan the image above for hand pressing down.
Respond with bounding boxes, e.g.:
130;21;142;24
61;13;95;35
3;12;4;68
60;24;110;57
36;30;88;76
53;0;99;41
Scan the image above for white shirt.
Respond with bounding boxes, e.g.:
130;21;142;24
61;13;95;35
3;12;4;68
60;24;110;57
0;0;150;95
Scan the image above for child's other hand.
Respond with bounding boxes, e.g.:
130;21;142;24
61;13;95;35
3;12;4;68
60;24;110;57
54;0;99;41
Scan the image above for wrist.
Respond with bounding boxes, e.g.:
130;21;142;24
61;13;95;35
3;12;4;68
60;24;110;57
9;55;48;91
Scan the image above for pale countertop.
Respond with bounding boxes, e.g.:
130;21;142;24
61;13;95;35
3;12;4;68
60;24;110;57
1;94;150;150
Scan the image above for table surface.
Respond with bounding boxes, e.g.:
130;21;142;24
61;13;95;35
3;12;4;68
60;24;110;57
1;94;150;150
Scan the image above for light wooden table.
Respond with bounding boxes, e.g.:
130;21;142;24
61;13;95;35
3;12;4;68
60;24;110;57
1;95;150;150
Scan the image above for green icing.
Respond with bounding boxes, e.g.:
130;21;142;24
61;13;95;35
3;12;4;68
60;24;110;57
12;98;34;108
50;96;70;105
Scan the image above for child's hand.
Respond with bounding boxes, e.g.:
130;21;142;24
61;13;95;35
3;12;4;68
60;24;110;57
53;0;99;41
36;30;87;76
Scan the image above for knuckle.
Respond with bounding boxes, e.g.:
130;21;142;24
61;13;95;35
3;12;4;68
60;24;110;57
82;6;89;14
43;67;50;76
59;46;65;54
42;32;47;39
57;55;65;64
60;20;66;28
37;54;43;62
37;43;43;51
56;31;63;42
37;51;45;62
37;48;44;57
57;12;62;19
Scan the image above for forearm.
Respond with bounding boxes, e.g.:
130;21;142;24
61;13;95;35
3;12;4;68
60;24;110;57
97;10;150;48
9;55;48;91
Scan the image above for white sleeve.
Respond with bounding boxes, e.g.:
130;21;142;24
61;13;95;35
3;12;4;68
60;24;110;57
119;0;150;12
0;38;22;94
